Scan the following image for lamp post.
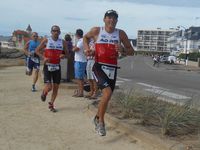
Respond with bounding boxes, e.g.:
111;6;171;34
177;25;188;66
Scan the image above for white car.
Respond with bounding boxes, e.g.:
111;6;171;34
167;56;176;64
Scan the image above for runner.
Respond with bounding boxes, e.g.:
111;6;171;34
24;32;40;92
36;25;67;112
83;10;134;136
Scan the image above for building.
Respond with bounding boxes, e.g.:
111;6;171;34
137;28;176;52
167;30;183;52
12;24;32;50
167;26;200;54
184;26;200;53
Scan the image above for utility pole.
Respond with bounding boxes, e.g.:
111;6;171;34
177;25;188;66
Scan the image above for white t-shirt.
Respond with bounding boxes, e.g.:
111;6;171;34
75;38;87;62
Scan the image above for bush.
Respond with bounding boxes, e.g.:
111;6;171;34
178;52;200;62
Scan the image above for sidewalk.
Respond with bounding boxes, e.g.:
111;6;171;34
0;66;150;150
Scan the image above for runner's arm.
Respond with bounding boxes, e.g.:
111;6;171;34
23;41;30;56
35;38;47;59
83;27;99;53
119;30;134;56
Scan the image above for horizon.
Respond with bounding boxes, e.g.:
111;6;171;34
1;0;200;38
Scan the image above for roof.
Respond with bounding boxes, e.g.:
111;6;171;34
12;30;30;37
26;24;32;32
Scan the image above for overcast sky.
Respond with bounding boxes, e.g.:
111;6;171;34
0;0;200;38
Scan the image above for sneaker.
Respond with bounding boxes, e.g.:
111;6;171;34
48;102;57;113
41;91;46;102
31;85;36;92
97;122;106;136
93;116;99;131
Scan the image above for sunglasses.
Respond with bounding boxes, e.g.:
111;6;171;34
33;35;38;37
52;30;60;33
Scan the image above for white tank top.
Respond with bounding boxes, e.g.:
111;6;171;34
95;27;120;66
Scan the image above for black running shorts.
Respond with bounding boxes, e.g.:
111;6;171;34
43;64;61;84
92;63;117;91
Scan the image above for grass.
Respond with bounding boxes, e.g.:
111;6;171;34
110;90;200;137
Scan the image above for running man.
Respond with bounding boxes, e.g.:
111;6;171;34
24;32;40;92
83;10;134;136
36;25;68;112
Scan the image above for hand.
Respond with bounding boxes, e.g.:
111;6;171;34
84;49;93;56
115;44;126;56
43;57;49;64
60;54;65;59
115;43;123;53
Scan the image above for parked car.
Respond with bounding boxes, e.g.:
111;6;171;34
165;56;176;64
160;55;168;63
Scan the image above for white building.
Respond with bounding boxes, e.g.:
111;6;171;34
167;26;200;54
137;28;176;52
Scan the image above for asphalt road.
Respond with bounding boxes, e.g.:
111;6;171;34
116;55;200;106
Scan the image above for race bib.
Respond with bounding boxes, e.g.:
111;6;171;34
47;64;60;72
101;65;116;80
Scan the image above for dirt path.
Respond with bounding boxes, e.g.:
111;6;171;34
0;66;150;150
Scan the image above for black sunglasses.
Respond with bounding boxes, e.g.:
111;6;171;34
52;30;60;33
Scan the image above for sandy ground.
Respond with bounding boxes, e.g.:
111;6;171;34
0;66;150;150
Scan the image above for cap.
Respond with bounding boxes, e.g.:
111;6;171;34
104;10;118;19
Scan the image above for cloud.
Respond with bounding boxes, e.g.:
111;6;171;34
100;0;200;8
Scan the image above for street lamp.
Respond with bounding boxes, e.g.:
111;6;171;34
177;25;188;66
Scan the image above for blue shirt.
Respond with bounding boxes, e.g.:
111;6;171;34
28;40;40;53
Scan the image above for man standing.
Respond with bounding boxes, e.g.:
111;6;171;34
36;25;67;112
72;29;87;97
84;39;98;99
24;32;40;92
83;10;134;136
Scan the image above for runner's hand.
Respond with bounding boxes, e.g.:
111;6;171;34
60;54;65;59
84;49;93;56
43;57;49;64
115;44;126;56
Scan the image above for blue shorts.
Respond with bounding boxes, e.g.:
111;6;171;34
74;61;87;80
26;57;40;73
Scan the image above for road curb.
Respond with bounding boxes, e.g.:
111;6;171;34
87;104;184;150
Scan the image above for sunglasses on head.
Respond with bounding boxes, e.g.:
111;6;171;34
106;10;118;15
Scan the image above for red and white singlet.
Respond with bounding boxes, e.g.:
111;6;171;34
95;27;120;66
44;37;63;64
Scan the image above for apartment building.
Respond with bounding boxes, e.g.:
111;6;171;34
167;26;200;54
137;28;176;52
167;30;183;52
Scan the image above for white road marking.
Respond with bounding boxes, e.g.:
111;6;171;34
117;77;132;82
137;82;191;100
137;82;162;89
131;63;134;70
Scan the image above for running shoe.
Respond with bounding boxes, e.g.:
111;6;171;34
41;91;46;102
48;102;57;113
31;85;36;92
97;122;106;136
